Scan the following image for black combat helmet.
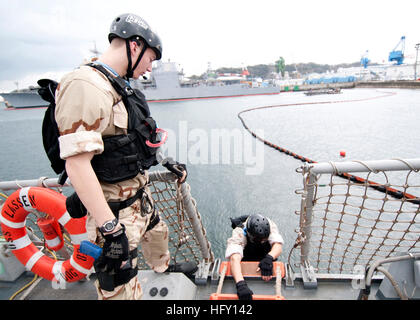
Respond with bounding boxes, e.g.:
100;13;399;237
108;13;162;78
246;214;270;243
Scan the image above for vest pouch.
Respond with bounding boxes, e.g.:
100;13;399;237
131;119;160;170
91;134;143;184
136;117;157;140
134;132;158;170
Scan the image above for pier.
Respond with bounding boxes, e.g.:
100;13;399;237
355;80;420;89
281;82;355;92
280;80;420;92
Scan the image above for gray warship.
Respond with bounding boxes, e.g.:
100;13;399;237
0;88;49;109
133;61;280;101
0;61;279;108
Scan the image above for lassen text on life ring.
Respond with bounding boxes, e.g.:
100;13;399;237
0;187;94;284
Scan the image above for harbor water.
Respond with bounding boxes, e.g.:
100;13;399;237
1;88;419;261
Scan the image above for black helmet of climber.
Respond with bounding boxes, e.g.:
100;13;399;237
108;13;163;79
246;214;270;244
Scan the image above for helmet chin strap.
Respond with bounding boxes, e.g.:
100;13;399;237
125;39;148;79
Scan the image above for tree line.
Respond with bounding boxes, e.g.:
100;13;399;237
189;61;362;80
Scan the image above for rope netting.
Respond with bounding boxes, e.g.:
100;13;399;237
295;160;420;274
138;171;214;269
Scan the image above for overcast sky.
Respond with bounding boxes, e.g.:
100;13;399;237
0;0;419;92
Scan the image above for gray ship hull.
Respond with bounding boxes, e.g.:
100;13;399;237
0;92;49;109
135;60;280;102
1;85;279;109
142;84;280;101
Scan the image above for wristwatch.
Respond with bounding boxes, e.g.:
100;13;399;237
99;218;118;234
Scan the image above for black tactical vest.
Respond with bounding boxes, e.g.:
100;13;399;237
88;63;161;183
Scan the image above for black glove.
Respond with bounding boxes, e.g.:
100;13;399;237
259;254;274;277
95;224;129;274
236;280;253;300
162;157;187;182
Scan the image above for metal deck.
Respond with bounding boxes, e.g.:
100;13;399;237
1;269;385;301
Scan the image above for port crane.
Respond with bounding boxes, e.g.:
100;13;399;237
360;50;370;68
388;36;405;65
275;57;285;77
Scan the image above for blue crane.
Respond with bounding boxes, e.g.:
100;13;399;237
388;36;406;65
360;50;370;68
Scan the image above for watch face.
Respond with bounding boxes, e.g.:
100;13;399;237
104;222;114;232
102;219;117;232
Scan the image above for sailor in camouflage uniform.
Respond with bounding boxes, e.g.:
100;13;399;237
55;13;189;300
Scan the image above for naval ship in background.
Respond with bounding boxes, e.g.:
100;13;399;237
0;61;280;109
0;87;49;109
133;61;280;101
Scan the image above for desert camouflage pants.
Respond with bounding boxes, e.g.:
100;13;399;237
86;198;170;300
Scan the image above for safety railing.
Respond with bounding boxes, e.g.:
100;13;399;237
292;158;420;275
